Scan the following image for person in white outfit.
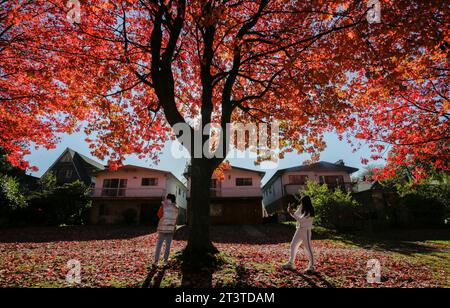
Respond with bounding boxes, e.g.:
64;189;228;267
282;196;315;274
154;194;179;264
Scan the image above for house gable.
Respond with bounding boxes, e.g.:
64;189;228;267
44;148;105;185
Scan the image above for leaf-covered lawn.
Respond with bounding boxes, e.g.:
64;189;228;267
0;224;448;288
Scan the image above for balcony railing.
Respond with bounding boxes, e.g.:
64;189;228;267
188;187;262;198
91;188;167;198
284;182;355;195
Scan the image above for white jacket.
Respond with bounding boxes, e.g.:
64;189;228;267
293;208;314;229
157;201;179;234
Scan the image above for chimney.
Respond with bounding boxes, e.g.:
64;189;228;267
335;159;345;166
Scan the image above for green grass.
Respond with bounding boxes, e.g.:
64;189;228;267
401;249;450;288
425;240;450;246
31;281;64;288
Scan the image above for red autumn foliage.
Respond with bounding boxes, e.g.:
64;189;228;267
0;1;448;179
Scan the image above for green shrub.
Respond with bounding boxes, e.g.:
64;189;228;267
0;175;27;226
378;172;449;227
297;181;359;230
393;179;449;227
28;174;92;225
0;175;27;210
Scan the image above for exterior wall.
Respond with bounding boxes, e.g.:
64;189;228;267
186;167;264;224
187;168;263;198
282;170;353;194
47;151;81;184
166;174;188;209
89;199;161;225
210;198;263;224
90;166;187;225
263;170;354;214
48;161;80;184
92;167;168;198
187;198;263;225
262;177;283;208
217;169;263;197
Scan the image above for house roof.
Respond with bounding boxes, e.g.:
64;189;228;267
183;164;266;179
99;164;170;174
228;166;266;177
262;160;359;190
44;148;106;184
97;164;187;189
67;148;106;170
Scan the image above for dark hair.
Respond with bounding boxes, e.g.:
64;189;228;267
301;196;315;217
167;194;176;204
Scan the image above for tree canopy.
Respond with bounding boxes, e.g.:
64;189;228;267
1;0;448;176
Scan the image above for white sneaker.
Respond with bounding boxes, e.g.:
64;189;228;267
281;263;295;270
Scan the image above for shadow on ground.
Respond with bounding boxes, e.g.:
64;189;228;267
1;224;447;257
141;258;339;288
313;227;450;256
174;224;294;244
0;225;156;243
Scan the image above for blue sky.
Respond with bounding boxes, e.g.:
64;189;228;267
25;130;381;185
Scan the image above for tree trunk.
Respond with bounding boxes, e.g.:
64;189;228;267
181;158;218;287
185;158;217;255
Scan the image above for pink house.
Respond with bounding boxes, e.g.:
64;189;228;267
185;166;265;224
90;165;187;225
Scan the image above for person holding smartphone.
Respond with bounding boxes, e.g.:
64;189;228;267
282;196;315;274
154;194;179;264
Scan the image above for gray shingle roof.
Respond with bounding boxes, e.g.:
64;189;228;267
67;148;106;170
262;161;358;190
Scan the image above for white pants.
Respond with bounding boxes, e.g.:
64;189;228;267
289;227;314;270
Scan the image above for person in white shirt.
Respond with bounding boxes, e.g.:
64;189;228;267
282;196;315;273
154;194;179;264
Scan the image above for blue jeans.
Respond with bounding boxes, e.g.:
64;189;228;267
154;233;174;263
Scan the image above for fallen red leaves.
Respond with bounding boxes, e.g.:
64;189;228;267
0;225;447;288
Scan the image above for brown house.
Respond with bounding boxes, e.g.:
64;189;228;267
43;148;106;186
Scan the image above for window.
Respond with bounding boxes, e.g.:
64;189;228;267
236;178;252;186
288;175;308;185
324;175;344;185
142;178;158;186
102;179;127;196
64;169;73;179
319;176;345;189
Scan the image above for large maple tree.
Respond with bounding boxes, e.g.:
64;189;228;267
1;0;448;260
